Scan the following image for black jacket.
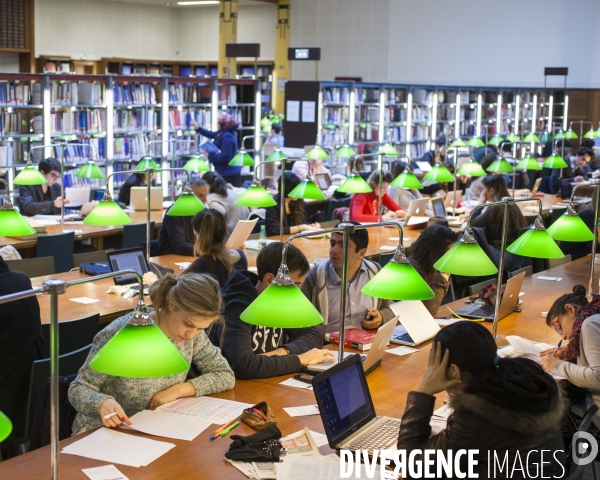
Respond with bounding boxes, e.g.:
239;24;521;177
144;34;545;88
196;126;241;178
0;258;46;438
217;271;323;380
18;184;62;216
156;207;196;256
397;388;566;479
265;194;309;237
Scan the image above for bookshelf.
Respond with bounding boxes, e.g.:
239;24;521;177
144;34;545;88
458;88;478;139
354;83;381;151
236;62;273;114
408;86;435;159
383;84;408;157
217;79;260;152
318;81;353;148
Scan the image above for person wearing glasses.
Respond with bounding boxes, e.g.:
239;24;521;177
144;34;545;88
541;284;600;435
18;158;70;216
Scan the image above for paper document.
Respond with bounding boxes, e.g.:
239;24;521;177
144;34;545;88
276;456;371;480
82;465;129;480
283;405;320;417
127;409;213;441
226;218;258;249
430;404;452;434
280;428;320;457
435;318;462;327
505;336;552;359
279;378;313;390
288;429;328;448
65;187;91;207
157;396;252;423
62;428;175;468
386;345;419;356
174;262;192;269
69;297;99;304
245;239;276;251
407;215;429;226
537;276;562;281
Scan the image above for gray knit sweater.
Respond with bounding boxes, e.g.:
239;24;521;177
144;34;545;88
69;313;235;434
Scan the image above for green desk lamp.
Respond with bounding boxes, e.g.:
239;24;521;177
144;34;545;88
457;158;486;177
337;171;372;193
423;164;454;183
336;144;357;158
467;137;485;148
539;132;553;143
486;156;514;174
0;179;36;236
184;154;211;172
84;188;132;226
450;138;467;148
505;133;520;143
543;154;568;169
562;128;578;140
307;145;329;161
487;134;504;146
0;411;11;442
266;147;288;163
236;181;277;208
13;153;48;185
135;155;159;171
230;133;265;167
75;160;106;179
390;152;423;189
288;176;327;201
522;133;541;144
166;182;205;216
378;143;399;157
516;154;542;171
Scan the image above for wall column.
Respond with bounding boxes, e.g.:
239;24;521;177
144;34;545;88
272;0;290;115
218;0;238;78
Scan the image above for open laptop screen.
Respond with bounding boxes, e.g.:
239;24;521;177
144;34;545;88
430;197;446;217
315;173;332;190
107;247;149;286
313;355;375;445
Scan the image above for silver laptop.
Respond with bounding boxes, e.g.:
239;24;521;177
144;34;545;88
304;318;398;376
389;300;441;346
454;271;526;321
130;186;163;211
430;196;462;226
401;198;430;225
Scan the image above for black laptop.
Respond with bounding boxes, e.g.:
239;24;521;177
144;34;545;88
106;247;150;286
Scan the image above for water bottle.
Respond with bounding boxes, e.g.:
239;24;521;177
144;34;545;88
258;224;267;251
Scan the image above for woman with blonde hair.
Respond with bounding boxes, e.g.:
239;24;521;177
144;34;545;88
185;208;248;286
69;273;235;434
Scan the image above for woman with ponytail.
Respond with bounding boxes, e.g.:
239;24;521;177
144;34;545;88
542;284;600;431
397;322;566;478
69;273;234;434
185;209;248;287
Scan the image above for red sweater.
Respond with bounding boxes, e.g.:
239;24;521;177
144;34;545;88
349;191;403;222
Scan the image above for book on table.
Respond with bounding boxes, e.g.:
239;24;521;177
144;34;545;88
325;328;377;351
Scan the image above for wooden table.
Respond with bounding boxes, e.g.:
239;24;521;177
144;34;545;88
0;257;593;479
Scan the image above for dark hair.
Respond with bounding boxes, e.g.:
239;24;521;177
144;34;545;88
334;220;369;252
256;242;309;282
481;175;526;239
39;158;61;174
409;225;459;276
501;142;513;153
435;322;559;412
271;124;281;134
479;152;497;171
202;171;228;197
581;139;595;149
546;284;588;325
391;161;406;178
576;146;595;160
191;209;232;275
366;170;394;188
278;172;306;226
190;177;207;189
435;136;446;146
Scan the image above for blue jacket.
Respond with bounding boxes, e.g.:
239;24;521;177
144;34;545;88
197;125;241;178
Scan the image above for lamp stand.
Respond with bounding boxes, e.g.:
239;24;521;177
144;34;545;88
587;182;600;297
352;152;387;227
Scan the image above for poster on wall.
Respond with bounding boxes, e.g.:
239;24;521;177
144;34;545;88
301;101;316;123
286;101;300;122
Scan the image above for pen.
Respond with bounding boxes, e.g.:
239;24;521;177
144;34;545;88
218;421;240;437
252;407;267;420
103;412;118;420
213;419;235;436
249;411;262;419
553;340;563;358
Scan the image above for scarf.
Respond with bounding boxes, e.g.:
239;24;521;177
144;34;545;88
217;113;239;136
565;293;600;361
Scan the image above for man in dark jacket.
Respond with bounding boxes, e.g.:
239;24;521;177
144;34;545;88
18;158;68;216
216;242;333;379
0;257;46;458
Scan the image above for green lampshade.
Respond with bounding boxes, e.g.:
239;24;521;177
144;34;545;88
266;148;288;162
506;227;564;259
337;174;372;193
89;324;189;377
361;262;434;300
547;212;595;242
0;411;12;442
486;157;514;173
542;154;568;169
84;201;132;226
515;154;542;171
450;138;467;147
457;160;486;177
522;133;541;143
288;179;327;200
13;166;48;185
390;171;423;189
423;164;454;182
229;150;254;167
487;134;504;146
562;129;578;140
240;283;324;328
554;131;564;140
539;132;553;143
336;145;357;158
135;156;159;171
584;129;599;139
184;155;211;172
378;143;399;157
468;137;485;148
0;209;36;236
75;161;106;179
595;129;600;138
236;185;277;207
306;145;329;161
167;193;205;216
505;133;520;143
434;241;498;276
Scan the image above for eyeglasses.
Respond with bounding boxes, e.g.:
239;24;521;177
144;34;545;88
48;173;60;180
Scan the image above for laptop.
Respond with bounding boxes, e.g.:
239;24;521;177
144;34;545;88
312;354;401;455
304;318;398;376
130;187;164;211
430;196;462;227
530;177;543;197
107;247;150;286
401;198;430;226
444;190;463;210
389;300;441;347
315;173;332;190
453;271;526;321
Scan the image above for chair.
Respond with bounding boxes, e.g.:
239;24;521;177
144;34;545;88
565;404;599;480
468;278;496;296
7;344;92;449
379;252;394;267
548;254;572;269
122;221;155;249
141;239;159;257
36;231;75;273
320;197;351;222
41;313;100;357
509;265;533;278
72;250;112;268
6;257;55;278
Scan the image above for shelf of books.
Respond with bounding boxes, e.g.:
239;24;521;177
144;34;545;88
237;63;273;114
318;82;353;148
408;86;435;159
217;79;260;152
435;88;458;142
382;85;408;157
354;84;381;152
498;89;516;136
458;89;478;140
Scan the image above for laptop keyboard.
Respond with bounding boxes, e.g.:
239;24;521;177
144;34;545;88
345;418;400;452
458;304;494;318
392;332;414;343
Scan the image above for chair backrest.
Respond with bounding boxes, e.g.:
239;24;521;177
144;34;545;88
469;278;496;296
122;221;155;249
322;197;351;222
565;404;600;480
10;344;92;446
6;257;55;278
72;250;112;268
41;313;100;356
379;252;395;267
548;254;572;269
36;232;75;273
509;265;533;278
550;206;568;226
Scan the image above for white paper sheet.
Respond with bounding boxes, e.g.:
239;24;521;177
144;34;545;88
536;276;562;281
435;318;462;327
82;465;129;480
301;101;316;123
276;456;371;480
279;378;313;390
430;404;452;434
127;409;213;441
69;297;99;304
386;345;419;356
286;101;300;122
157;396;252;423
62;428;175;468
174;262;191;270
283;405;320;417
226;218;259;249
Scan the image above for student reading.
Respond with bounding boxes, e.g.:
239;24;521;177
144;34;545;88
202;171;249;237
18;158;69;216
349;170;406;222
301;220;395;335
397;322;565;479
68;273;234;433
217;242;334;379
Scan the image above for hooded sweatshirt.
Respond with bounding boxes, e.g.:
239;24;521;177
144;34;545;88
197;125;240;178
218;271;323;380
